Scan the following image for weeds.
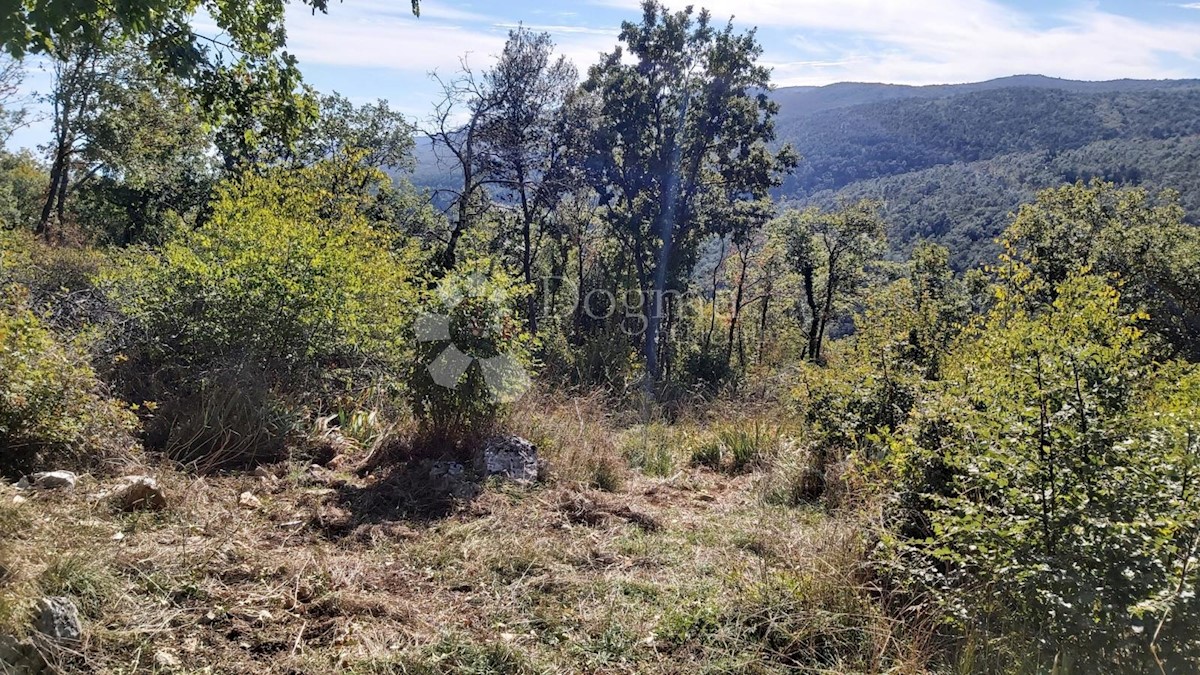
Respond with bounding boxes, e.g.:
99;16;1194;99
690;420;783;475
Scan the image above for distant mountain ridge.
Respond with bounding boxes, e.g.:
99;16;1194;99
770;74;1200;117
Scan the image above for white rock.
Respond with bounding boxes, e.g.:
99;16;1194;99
478;436;540;483
238;492;262;509
154;650;181;668
26;471;78;490
106;476;167;511
33;597;82;643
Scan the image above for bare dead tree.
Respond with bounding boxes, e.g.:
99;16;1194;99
424;57;500;272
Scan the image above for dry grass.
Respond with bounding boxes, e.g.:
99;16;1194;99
0;397;931;674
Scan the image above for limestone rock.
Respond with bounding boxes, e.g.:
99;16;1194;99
34;597;82;643
23;471;78;490
478;436;540;483
238;492;262;509
106;476;167;511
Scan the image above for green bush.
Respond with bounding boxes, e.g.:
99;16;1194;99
0;293;137;477
408;261;534;437
106;160;424;465
0;150;46;231
888;265;1200;670
0;230;114;336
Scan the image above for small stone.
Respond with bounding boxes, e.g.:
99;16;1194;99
10;495;26;505
238;492;262;509
33;597;82;643
106;475;168;512
27;471;78;490
306;464;335;485
154;650;181;668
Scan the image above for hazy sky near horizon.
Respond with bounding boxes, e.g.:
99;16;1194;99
8;0;1200;151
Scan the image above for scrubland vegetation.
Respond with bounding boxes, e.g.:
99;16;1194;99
0;0;1199;673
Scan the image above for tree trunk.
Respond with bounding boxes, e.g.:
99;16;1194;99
517;165;537;335
802;267;820;362
38;108;72;239
724;247;747;368
644;91;690;389
757;293;771;365
704;238;726;352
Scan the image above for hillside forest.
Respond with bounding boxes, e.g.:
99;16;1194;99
0;1;1199;673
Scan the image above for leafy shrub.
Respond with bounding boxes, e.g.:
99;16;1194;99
0;230;116;336
1001;181;1200;359
106;160;424;465
0;150;46;231
888;266;1200;670
408;261;533;437
0;293;137;477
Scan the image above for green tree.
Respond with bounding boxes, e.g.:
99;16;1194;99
0;55;26;143
35;37;214;242
6;1;422;180
291;93;416;172
1002;180;1200;360
75;53;214;244
583;0;795;386
772;200;886;363
476;28;580;334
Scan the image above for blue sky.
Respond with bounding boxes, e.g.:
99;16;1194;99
9;0;1200;151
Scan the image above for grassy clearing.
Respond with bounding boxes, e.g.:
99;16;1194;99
0;398;927;674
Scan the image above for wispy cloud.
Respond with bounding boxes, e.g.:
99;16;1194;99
592;0;1200;85
285;0;619;76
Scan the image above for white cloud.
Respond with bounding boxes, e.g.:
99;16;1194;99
592;0;1200;85
285;0;619;76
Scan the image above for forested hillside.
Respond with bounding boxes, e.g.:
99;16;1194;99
773;78;1200;265
802;135;1200;267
